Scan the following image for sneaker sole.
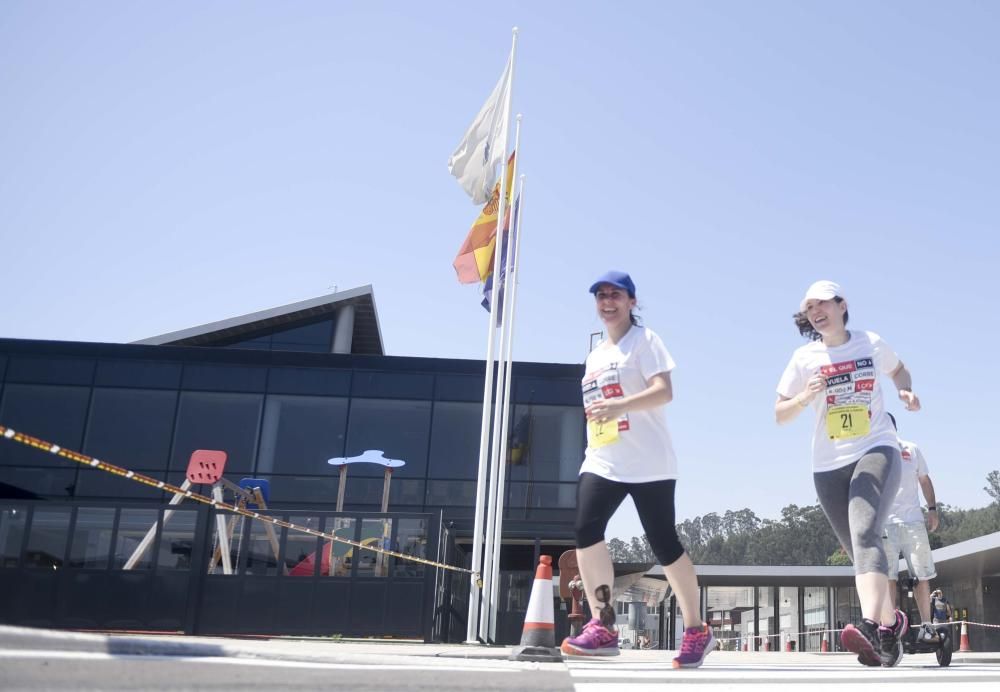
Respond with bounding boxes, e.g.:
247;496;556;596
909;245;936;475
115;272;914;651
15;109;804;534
560;641;620;657
841;627;880;667
672;637;718;669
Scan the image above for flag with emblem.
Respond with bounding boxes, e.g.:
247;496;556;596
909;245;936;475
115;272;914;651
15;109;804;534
453;152;515;284
447;55;513;205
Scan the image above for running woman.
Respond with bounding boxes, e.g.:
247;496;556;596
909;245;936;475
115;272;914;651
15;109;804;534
775;280;919;667
560;270;715;669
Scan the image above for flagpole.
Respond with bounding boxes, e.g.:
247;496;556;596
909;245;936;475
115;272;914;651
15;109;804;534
487;171;526;642
480;113;521;642
466;26;518;645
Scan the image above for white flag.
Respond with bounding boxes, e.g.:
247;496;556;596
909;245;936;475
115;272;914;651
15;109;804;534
448;56;512;205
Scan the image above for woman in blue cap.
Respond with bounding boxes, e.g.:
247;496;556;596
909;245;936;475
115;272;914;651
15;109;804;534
561;270;715;668
775;280;919;667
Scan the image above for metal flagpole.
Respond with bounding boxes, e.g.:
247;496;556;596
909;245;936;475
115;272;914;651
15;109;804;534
479;114;522;641
486;171;527;642
466;26;518;645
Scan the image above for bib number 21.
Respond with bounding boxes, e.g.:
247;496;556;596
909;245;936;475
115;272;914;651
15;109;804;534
826;404;870;440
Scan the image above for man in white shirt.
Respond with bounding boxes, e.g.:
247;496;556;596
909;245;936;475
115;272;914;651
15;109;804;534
882;413;940;643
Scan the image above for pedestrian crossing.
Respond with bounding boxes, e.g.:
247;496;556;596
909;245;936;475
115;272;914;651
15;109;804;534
566;651;1000;691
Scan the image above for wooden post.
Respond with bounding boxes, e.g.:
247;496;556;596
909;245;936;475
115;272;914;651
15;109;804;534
124;478;191;570
336;465;348;512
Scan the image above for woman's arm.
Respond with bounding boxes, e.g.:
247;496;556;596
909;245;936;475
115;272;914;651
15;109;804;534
585;372;672;422
775;371;826;424
890;362;921;411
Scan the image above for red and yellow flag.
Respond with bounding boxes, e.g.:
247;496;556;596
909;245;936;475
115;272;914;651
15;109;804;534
452;152;515;284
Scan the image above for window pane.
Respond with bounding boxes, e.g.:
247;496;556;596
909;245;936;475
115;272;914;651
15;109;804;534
0;504;27;567
69;507;116;568
6;356;95;385
25;507;71;568
158;509;197;571
506;405;585;482
0;467;77;499
170;392;263;475
94;361;182;389
181;365;268;393
778;587;800;651
706;586;754;652
0;384;90;468
345;478;425;510
804;587;829;652
269;320;334;352
351;372;433;399
243;517;281;576
391;517;428;578
357;518;392;578
506;481;577;510
428;401;484;480
84;388;177;469
257;395;348;475
75;467;167;500
207;512;246;575
425;480;476;508
325;517;356;578
114;508;160;570
345;399;431;478
285;515;322;576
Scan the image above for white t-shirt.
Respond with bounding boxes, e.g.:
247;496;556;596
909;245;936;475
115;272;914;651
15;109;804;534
579;325;679;482
776;330;901;472
886;438;930;524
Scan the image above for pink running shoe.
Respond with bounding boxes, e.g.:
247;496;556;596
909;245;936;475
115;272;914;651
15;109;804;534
841;619;880;667
560;618;620;656
672;624;717;668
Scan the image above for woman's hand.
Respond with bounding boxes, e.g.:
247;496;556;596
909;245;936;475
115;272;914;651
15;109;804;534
585;398;626;422
898;389;921;411
798;372;826;405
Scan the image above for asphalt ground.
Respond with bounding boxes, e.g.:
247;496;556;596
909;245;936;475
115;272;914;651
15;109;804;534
1;625;999;691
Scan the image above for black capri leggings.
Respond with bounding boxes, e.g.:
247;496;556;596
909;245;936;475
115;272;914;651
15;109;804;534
574;472;686;567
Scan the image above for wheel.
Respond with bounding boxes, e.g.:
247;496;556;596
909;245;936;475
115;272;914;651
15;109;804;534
936;631;953;667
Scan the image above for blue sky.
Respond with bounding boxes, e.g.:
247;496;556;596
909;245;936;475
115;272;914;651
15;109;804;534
1;2;997;541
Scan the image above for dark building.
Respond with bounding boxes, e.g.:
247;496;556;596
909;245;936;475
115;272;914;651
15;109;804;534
0;286;585;642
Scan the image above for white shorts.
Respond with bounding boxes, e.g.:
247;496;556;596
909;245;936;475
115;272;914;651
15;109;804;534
883;521;936;580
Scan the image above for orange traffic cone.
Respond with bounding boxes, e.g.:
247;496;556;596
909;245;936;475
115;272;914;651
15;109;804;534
959;621;971;652
510;555;562;662
763;637;770;651
821;637;829;652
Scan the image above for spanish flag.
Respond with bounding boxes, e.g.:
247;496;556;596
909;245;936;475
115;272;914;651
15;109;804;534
452;152;515;284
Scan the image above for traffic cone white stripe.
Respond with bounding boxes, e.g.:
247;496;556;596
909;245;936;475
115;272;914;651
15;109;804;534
510;555;562;662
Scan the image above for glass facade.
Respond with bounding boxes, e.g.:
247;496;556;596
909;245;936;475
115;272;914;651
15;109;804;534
0;340;585;535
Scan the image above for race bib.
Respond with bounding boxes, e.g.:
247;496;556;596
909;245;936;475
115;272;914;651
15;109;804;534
826;404;870;440
588;419;620;448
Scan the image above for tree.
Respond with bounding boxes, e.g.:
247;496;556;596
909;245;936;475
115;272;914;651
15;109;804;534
607;538;632;562
985;470;1000;505
826;548;851;566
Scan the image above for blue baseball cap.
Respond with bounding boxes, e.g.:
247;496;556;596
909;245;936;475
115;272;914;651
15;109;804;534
589;270;636;298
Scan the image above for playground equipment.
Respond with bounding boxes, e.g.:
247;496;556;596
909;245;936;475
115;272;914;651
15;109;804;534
123;450;280;575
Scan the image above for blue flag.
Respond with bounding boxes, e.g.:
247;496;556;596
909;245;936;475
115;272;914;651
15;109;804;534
481;194;520;324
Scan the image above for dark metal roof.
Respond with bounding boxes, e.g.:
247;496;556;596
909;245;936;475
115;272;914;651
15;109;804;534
132;285;384;355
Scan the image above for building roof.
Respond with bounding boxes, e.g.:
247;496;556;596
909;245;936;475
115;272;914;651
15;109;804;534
132;285;384;355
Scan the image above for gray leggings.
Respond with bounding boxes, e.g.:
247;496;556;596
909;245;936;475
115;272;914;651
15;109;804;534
813;446;901;576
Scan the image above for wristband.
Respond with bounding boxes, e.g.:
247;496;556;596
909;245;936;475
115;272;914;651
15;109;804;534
927;506;937;511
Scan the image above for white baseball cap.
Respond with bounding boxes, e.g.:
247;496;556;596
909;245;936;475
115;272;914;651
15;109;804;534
800;280;844;311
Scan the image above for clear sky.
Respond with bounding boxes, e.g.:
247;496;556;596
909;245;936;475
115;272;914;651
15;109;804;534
1;2;997;541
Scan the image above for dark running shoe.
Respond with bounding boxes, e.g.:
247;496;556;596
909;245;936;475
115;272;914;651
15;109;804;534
878;609;908;667
841;619;881;667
